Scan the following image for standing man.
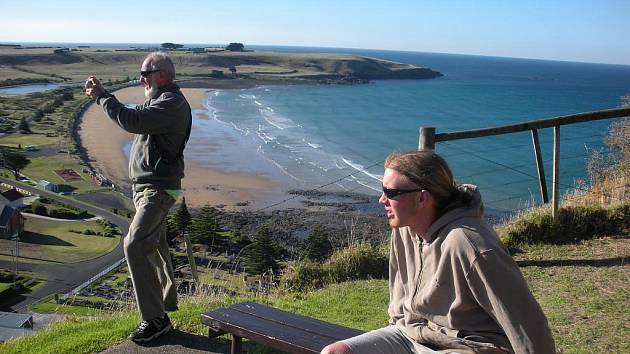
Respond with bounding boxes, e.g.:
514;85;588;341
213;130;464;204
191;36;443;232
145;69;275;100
322;151;555;354
84;52;192;342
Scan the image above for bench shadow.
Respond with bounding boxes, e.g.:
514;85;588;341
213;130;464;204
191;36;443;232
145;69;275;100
516;257;627;267
138;329;231;352
20;231;74;247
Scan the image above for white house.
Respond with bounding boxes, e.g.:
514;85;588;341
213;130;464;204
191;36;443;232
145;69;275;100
37;180;59;193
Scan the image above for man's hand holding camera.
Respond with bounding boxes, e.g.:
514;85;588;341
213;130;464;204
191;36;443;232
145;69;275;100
83;76;105;100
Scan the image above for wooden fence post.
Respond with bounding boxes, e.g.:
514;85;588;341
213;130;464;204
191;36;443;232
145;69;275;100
552;126;560;219
531;129;549;203
183;232;199;283
419;127;436;150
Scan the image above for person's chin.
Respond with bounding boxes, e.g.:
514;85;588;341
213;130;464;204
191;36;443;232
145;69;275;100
388;218;401;229
144;87;158;99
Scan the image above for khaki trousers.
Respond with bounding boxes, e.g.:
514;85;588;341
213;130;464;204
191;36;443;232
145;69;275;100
125;186;177;321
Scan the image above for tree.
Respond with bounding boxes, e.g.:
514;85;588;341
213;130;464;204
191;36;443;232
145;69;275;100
303;226;333;261
161;42;184;50
173;197;192;234
165;214;179;246
189;204;219;245
1;151;30;179
229;66;237;76
18;118;31;134
225;42;245;52
244;225;279;275
32;109;44;122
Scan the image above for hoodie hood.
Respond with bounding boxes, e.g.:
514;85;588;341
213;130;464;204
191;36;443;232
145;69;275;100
424;184;484;243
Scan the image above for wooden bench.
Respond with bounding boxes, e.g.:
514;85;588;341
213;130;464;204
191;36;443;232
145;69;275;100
201;301;365;354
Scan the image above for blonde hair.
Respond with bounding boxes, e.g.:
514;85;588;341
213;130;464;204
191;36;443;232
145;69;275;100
385;150;468;216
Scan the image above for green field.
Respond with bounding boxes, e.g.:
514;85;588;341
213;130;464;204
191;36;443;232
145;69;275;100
0;216;120;264
21;155;97;193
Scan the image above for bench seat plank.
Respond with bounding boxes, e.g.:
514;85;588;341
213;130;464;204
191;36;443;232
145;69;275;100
229;302;364;340
201;302;364;354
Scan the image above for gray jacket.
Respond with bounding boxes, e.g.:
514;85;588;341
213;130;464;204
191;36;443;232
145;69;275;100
389;185;556;354
97;83;191;190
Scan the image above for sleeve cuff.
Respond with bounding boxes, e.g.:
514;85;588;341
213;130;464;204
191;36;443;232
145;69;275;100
96;92;112;105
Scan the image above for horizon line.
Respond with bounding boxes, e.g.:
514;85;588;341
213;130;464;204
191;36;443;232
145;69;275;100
2;40;629;67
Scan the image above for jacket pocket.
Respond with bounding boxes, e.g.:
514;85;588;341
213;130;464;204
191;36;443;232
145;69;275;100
421;324;509;354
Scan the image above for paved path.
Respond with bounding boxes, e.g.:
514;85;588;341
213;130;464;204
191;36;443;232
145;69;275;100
98;330;229;354
0;176;130;312
20;212;103;222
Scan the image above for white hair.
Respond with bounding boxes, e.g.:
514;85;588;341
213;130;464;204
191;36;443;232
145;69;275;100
145;51;176;81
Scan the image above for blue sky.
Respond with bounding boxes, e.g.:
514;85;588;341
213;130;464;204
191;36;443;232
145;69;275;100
1;0;628;65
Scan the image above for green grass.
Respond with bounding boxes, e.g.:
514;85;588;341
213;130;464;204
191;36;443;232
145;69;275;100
0;216;120;264
2;238;626;354
0;282;10;293
21;155;96;192
30;294;111;317
274;280;389;331
0;134;59;149
0;269;47;298
515;238;629;353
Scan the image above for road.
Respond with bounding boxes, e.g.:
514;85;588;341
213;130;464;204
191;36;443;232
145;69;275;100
0;176;130;312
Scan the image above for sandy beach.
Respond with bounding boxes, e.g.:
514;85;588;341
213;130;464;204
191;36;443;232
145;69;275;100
78;84;290;209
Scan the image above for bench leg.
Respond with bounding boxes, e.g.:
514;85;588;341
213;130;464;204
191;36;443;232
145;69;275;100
231;335;242;354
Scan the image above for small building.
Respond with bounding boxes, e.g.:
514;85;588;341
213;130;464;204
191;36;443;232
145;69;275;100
37;180;59;193
0;198;23;239
0;311;33;341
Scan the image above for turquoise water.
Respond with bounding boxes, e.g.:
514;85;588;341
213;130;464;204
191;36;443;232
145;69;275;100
193;48;630;212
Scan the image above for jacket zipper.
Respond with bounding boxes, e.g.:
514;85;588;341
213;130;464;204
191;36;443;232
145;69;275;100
410;237;424;303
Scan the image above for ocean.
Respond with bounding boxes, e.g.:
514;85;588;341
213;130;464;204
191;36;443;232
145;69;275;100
189;46;630;213
13;42;630;212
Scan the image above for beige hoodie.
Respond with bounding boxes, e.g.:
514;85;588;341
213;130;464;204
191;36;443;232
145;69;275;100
388;185;555;354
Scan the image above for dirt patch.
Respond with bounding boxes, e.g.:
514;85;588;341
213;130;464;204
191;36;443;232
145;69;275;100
54;169;83;182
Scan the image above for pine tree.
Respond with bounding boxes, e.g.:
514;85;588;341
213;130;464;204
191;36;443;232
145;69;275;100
244;225;279;275
165;214;179;246
174;197;192;234
190;204;218;245
18;118;31;134
303;226;333;261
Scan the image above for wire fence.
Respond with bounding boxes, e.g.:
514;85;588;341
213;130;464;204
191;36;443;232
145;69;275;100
252;114;627;216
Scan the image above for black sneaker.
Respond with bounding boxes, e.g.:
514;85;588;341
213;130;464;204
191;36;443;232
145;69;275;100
128;314;172;343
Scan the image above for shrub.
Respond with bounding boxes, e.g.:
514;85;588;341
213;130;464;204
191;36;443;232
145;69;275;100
47;206;79;219
31;202;48;216
302;226;333;262
499;204;629;246
281;242;388;292
210;70;224;78
326;243;389;283
281;260;328;292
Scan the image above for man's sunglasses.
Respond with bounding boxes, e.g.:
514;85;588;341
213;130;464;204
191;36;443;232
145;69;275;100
382;185;423;199
140;69;161;77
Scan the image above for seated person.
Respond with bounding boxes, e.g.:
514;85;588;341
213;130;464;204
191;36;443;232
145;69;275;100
322;151;555;354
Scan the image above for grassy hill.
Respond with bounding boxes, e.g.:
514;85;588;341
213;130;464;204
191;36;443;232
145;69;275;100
1;236;627;354
0;47;442;85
